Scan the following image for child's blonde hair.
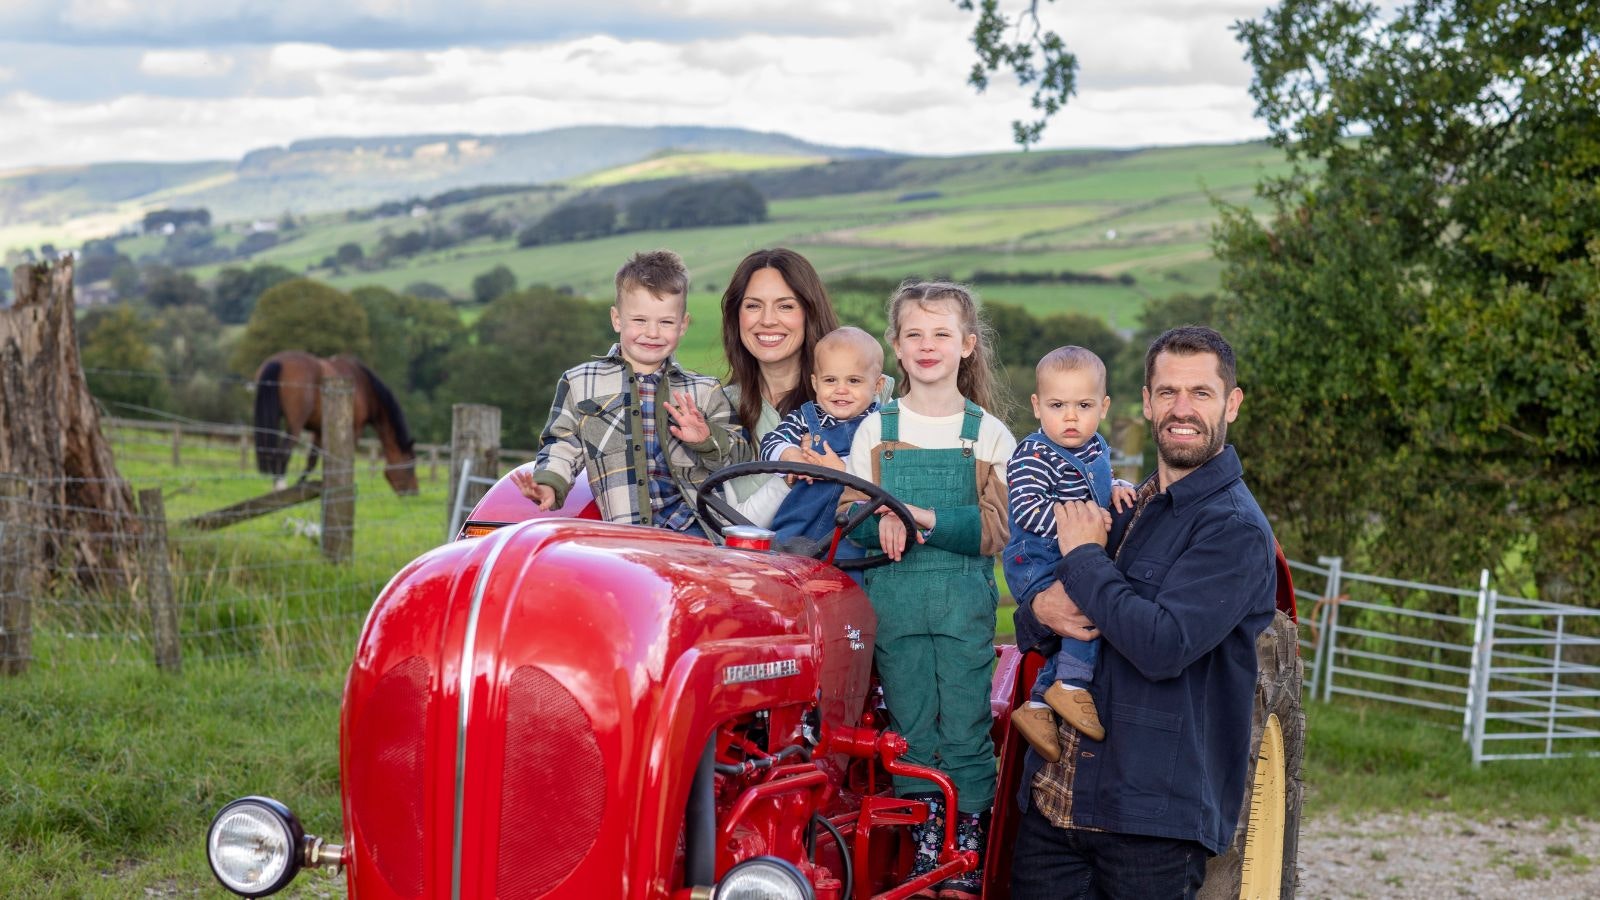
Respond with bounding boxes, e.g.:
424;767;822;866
816;326;885;375
615;249;689;308
884;279;1009;420
1037;345;1107;395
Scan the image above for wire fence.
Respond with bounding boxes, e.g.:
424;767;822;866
5;414;1597;765
0;421;456;675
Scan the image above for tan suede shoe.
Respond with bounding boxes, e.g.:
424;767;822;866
1044;682;1105;741
1009;705;1063;763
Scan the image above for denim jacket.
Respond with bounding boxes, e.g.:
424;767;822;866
1013;446;1277;854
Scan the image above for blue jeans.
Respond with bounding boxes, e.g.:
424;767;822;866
1030;636;1098;704
1010;806;1207;899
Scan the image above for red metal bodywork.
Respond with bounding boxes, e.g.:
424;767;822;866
329;466;1297;899
341;509;890;898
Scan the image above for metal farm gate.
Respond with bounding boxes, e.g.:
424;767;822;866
1293;557;1600;765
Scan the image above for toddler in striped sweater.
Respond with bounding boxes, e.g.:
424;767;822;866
1005;346;1135;762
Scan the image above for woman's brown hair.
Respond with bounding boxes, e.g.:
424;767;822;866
720;248;841;435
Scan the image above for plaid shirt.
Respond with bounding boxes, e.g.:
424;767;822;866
531;345;750;528
636;372;694;531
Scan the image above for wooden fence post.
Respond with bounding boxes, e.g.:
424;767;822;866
171;425;182;466
320;378;355;563
239;431;250;471
428;445;439;483
0;474;34;676
449;404;501;526
137;488;181;673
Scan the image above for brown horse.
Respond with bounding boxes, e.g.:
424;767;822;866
253;351;419;496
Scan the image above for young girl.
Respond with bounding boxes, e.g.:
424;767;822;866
837;280;1016;900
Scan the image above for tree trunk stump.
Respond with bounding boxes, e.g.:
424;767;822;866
0;258;142;594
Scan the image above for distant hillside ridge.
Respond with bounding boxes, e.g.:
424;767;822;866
0;125;892;231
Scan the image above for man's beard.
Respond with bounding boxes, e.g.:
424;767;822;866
1154;412;1227;471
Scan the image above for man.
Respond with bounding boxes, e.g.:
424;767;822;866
1009;326;1277;898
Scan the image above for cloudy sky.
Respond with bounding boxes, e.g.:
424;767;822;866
0;0;1275;172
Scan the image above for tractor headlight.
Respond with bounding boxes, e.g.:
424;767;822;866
206;796;304;897
712;856;815;900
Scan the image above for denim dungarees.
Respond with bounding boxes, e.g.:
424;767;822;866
857;400;998;813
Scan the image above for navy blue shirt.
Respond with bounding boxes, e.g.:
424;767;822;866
1013;445;1276;855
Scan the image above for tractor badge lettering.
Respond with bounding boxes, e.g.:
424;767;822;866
845;625;864;651
723;659;800;685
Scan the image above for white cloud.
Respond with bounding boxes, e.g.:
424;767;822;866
138;49;235;77
0;1;1274;170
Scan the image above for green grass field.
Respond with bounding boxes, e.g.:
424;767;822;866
570;151;827;187
232;140;1296;325
5;428;1598;895
8;655;1595;896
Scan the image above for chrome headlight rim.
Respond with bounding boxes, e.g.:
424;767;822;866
712;855;815;900
206;795;305;898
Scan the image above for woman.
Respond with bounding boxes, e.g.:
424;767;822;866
721;248;841;444
720;248;891;523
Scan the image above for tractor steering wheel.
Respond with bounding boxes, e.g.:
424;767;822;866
696;461;919;571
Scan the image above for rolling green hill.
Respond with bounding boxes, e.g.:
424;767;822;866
0;125;887;248
248;141;1293;355
12;137;1292;380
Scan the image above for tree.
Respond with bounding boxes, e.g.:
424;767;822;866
517;202;618;246
149;303;227;379
626;181;767;231
439;287;614;449
158;227;231;267
472;264;518;304
75;250;133;285
1216;0;1600;598
142;207;210;232
1;260;144;603
335;242;365;266
353;286;468;442
403;281;454;302
74;239;130;284
142;265;209;309
79;305;168;416
957;0;1078;147
235;231;280;257
148;304;234;422
212;264;298;324
109;260;140;300
985;300;1126;438
231;279;371;376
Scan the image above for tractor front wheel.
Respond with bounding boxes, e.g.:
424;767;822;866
1198;610;1305;899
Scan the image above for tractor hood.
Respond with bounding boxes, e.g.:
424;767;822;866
338;518;875;900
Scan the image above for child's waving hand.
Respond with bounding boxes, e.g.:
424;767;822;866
663;390;710;443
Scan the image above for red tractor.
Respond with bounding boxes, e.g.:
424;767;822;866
206;462;1303;899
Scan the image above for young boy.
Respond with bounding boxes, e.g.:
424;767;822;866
512;249;749;536
1006;346;1135;761
756;327;885;565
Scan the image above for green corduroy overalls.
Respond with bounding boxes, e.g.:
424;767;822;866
855;399;999;814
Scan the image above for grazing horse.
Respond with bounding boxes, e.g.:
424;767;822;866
253;351;419;496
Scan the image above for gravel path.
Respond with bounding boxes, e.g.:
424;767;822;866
1298;811;1600;898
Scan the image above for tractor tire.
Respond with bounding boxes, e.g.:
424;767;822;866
1198;610;1305;900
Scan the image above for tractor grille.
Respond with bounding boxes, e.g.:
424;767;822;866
354;654;429;896
496;665;606;898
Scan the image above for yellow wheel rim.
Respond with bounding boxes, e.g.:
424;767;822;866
1239;713;1285;900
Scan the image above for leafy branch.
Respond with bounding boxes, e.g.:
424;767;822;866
957;0;1078;147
